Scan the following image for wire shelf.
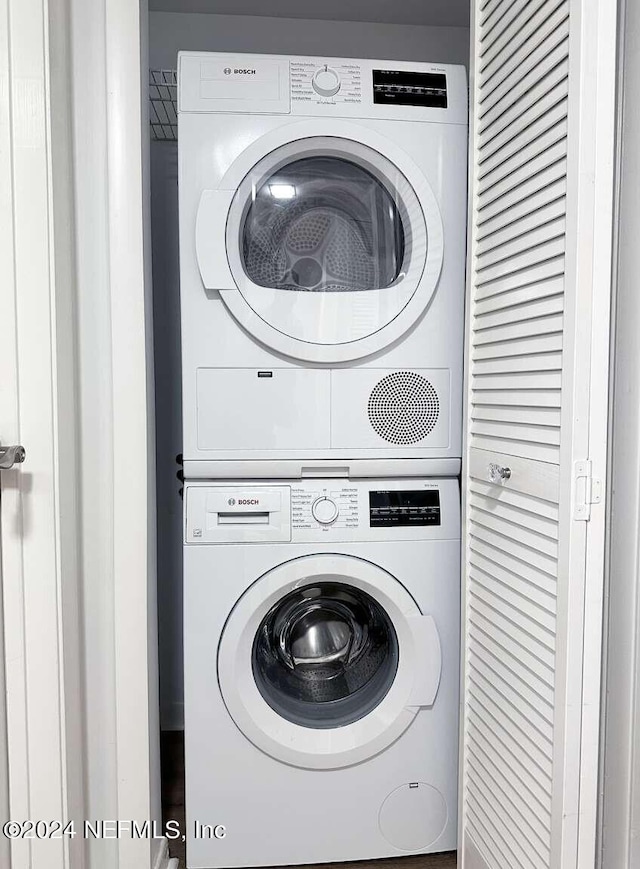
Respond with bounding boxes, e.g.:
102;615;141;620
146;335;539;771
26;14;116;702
150;69;177;141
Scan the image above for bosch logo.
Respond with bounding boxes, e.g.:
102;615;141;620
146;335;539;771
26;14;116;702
239;498;259;505
227;498;236;506
233;68;256;75
223;67;232;75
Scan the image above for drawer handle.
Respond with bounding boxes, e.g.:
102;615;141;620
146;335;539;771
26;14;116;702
488;463;511;484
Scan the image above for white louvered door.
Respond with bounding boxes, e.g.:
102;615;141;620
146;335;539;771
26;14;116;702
461;0;617;867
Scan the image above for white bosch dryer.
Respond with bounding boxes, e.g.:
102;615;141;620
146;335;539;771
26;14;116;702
177;53;468;478
184;478;460;868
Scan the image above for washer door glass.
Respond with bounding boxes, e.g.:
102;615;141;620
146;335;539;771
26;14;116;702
252;582;398;729
242;156;405;294
225;138;431;349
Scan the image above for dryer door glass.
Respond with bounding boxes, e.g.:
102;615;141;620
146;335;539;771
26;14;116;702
223;137;435;353
252;582;399;729
242;156;405;293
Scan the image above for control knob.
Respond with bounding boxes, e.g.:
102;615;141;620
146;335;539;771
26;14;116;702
312;496;339;525
312;66;341;98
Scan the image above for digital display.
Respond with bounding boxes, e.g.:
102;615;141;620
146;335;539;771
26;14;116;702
369;490;441;527
373;70;447;108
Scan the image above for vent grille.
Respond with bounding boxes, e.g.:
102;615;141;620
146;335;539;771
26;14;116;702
367;372;439;445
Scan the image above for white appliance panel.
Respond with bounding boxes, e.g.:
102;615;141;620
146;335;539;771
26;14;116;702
183;477;460;868
179;53;291;113
196;367;331;450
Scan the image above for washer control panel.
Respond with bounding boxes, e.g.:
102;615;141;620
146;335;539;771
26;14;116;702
185;479;459;544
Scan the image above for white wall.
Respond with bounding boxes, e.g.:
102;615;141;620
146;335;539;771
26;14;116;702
149;10;470;730
149;11;470;70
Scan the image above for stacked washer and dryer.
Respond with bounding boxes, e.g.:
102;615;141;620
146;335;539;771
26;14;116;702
177;52;467;869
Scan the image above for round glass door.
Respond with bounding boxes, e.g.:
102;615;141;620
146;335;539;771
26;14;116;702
241;156;405;295
217;554;442;769
252;582;398;729
221;137;441;359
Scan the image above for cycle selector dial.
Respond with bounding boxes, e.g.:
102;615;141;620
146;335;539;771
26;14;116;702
312;497;339;525
312;66;341;98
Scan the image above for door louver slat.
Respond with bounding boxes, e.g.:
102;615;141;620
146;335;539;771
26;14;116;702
472;316;564;347
469;628;555;714
474;260;565;302
478;123;567;194
467;731;553;836
477;205;566;256
469;545;557;608
478;161;567;226
467;777;548;867
481;10;569;111
478;142;568;206
471;609;553;696
480;0;565;76
480;25;569;117
472;353;562;375
466;763;550;855
480;0;506;21
467;721;553;815
479;0;544;51
480;75;568;154
480;0;514;29
479;109;568;185
471;390;562;409
477;182;566;240
472;331;563;358
479;0;550;57
477;234;566;278
468;673;553;754
480;48;568;135
475;277;564;312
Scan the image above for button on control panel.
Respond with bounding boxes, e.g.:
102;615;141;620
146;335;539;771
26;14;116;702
291;485;360;531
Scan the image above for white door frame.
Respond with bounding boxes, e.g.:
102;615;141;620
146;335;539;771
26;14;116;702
66;0;163;865
1;0;163;867
0;0;85;867
599;0;640;864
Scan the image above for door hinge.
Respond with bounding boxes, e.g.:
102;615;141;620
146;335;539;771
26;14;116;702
573;460;602;521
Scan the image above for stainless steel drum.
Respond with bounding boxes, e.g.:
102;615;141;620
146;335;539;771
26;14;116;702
252;582;399;729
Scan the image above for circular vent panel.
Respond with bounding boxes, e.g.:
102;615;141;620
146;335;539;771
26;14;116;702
368;372;440;445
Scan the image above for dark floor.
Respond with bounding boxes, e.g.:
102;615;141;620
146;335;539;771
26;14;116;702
161;733;457;869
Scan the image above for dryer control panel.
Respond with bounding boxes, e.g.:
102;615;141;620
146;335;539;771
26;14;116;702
185;478;459;544
178;52;468;125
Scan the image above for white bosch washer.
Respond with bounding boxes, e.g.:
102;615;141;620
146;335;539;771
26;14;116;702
184;478;460;868
178;53;468;478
